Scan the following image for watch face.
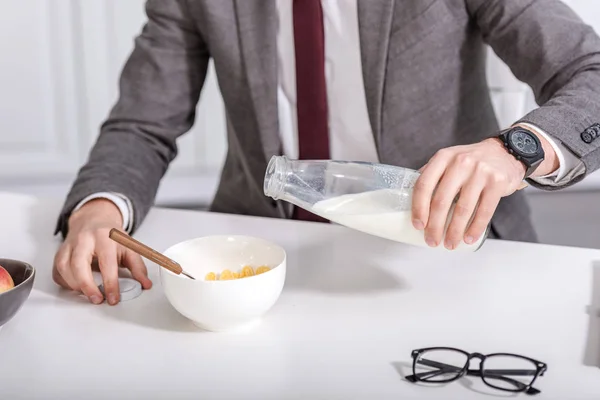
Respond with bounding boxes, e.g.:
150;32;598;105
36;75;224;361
510;130;538;155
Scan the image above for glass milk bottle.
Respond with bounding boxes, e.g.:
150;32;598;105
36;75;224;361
263;156;489;251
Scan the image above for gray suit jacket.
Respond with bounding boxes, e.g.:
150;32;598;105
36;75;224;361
56;0;600;243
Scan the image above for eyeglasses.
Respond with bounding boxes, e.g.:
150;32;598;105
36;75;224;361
405;347;548;395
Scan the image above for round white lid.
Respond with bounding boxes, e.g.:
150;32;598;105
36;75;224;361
98;278;142;302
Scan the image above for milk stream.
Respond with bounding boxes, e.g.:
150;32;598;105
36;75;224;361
311;189;484;251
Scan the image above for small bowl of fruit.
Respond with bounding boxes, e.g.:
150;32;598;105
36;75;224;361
159;235;286;332
0;258;35;328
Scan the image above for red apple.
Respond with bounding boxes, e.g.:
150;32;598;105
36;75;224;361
0;265;15;293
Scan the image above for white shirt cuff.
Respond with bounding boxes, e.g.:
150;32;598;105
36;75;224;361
517;122;585;186
72;192;134;233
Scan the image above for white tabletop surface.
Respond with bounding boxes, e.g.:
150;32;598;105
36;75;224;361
0;192;599;400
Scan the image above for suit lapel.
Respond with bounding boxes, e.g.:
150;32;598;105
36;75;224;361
357;0;394;150
234;0;280;159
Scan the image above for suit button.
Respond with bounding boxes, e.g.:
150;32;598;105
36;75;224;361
582;123;600;144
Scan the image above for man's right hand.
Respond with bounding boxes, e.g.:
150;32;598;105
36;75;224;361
52;199;153;305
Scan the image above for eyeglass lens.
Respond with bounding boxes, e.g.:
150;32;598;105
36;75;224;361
415;350;468;382
482;355;538;391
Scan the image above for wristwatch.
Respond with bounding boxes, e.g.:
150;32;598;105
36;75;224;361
497;126;545;178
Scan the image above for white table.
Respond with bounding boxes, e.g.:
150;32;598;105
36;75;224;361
0;192;599;400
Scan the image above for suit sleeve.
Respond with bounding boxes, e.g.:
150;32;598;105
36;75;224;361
466;0;600;189
55;0;210;237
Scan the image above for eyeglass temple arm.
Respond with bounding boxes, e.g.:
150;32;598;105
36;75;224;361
406;359;539;393
406;368;451;382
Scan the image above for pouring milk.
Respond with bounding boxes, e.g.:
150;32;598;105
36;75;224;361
263;156;488;252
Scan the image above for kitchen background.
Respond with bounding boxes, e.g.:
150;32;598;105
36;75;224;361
0;0;598;248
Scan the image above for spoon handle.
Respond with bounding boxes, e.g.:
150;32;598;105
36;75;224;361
108;229;183;275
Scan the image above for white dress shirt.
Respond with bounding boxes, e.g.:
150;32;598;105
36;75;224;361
75;0;583;232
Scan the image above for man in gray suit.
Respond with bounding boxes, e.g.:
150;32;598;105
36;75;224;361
53;0;600;305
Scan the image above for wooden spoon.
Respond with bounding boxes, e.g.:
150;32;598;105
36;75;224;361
108;229;196;280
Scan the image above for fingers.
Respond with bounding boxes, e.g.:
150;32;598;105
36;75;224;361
413;140;522;250
53;243;77;289
96;236;121;305
464;187;502;244
424;159;471;247
70;235;104;304
122;249;153;290
53;231;142;305
412;149;452;231
52;266;70;289
444;177;486;249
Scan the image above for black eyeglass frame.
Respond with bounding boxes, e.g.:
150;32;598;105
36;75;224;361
405;347;548;395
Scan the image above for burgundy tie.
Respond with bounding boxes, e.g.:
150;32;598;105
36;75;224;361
292;0;330;223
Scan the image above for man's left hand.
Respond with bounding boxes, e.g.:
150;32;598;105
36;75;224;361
411;133;557;250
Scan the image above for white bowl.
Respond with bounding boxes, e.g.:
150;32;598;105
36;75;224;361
160;235;286;332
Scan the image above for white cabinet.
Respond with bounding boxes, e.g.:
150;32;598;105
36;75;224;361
0;0;598;206
0;0;226;206
0;1;80;178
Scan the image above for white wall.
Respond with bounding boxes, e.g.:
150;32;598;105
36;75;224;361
0;0;599;207
0;0;226;206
